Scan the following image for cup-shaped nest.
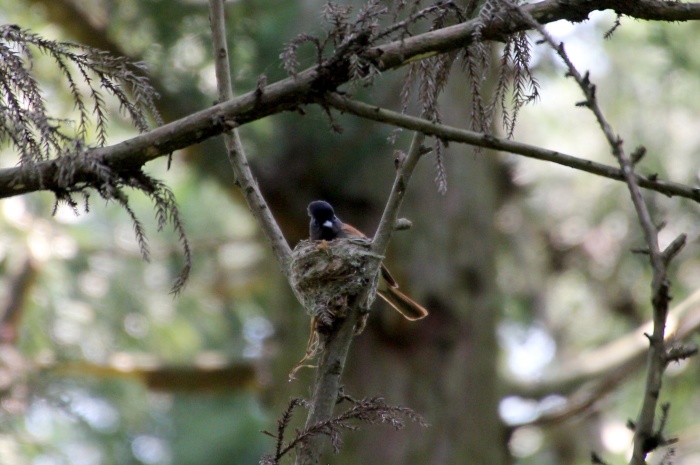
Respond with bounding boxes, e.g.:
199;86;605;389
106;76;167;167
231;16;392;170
290;238;382;327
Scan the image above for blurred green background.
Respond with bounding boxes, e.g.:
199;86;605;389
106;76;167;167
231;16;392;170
1;1;700;464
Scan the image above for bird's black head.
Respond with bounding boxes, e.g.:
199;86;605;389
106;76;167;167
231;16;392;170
308;200;335;222
308;200;343;240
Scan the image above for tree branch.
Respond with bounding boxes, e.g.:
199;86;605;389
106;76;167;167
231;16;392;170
321;92;700;203
294;301;362;465
504;2;686;462
207;0;292;276
507;288;700;399
3;0;700;199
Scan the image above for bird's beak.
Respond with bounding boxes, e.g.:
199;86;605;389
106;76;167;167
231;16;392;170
323;220;333;228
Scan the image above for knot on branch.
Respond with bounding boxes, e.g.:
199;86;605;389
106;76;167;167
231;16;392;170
629;402;679;455
291;238;381;329
665;343;698;364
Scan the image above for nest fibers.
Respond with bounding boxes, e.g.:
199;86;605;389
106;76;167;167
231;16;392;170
290;237;383;328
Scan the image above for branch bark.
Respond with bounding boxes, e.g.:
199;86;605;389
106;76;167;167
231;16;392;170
295;132;427;465
3;0;700;199
207;0;292;276
321;93;700;203
505;2;687;462
294;303;361;465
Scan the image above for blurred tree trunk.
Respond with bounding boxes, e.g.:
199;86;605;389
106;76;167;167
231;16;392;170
335;77;508;465
339;151;507;464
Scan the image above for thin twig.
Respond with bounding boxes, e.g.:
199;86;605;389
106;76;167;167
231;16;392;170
372;132;426;259
503;2;686;463
207;0;292;277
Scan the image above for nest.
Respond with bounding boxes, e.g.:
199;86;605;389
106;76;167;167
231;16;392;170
290;238;382;328
288;238;383;380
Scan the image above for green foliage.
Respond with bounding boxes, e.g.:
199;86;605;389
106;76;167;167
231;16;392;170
171;393;268;465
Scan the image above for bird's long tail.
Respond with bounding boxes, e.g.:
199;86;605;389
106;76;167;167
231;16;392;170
377;286;429;321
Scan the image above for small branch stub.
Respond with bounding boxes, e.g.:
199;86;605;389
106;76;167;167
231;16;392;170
394;218;413;231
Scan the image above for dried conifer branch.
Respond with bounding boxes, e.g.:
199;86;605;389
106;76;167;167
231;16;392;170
463;3;492;135
377;1;462;42
0;25;192;293
0;25;160;163
495;30;540;138
502;2;686;463
390;3;463;192
260;397;310;465
208;0;292;276
281;0;461;96
129;172;192;295
264;396;425;465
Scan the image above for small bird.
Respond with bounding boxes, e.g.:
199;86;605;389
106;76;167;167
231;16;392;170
307;200;428;321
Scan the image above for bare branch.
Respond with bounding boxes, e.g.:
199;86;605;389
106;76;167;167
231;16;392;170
207;0;292;276
321;92;700;204
294;299;364;465
372;131;427;259
501;2;686;462
507;288;700;399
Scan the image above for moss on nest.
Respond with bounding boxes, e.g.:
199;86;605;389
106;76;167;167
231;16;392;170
290;238;382;326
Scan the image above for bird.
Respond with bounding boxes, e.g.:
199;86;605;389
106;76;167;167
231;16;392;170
307;200;428;321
